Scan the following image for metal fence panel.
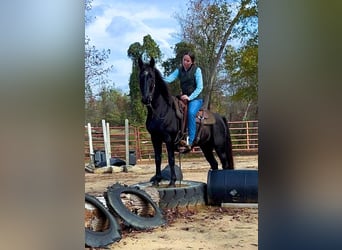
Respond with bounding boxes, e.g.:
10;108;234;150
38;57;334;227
84;121;258;164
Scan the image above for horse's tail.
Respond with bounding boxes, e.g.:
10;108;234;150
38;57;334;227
222;116;234;169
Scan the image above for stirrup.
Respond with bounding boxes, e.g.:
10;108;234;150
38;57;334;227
179;140;187;146
179;143;192;154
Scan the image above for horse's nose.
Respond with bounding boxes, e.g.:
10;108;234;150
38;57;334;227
141;97;150;105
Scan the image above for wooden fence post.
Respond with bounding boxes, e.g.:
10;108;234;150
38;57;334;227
246;121;250;150
125;119;129;166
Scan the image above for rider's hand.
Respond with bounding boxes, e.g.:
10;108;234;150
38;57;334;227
181;95;190;102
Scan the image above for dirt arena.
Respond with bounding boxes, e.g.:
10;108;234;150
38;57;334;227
85;154;258;250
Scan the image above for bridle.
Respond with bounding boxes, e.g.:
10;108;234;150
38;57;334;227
141;68;155;107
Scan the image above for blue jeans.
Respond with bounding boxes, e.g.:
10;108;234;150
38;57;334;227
187;99;203;145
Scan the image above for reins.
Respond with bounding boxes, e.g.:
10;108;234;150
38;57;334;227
178;151;182;186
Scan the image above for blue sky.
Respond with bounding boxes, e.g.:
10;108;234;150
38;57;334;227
86;0;187;93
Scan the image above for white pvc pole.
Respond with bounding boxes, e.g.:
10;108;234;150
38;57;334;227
87;123;94;155
106;122;111;156
221;203;258;208
87;123;94;166
102;119;110;167
125;119;129;166
101;119;107;156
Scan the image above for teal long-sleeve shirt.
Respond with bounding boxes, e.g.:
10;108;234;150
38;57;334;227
163;67;203;101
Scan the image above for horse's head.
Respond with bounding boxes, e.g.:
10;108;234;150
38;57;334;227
138;57;156;105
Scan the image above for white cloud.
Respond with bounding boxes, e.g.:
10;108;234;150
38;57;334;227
110;58;132;91
86;0;185;93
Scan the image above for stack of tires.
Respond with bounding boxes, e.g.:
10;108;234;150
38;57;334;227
132;180;207;209
134;169;258;209
85;169;258;248
85;183;166;248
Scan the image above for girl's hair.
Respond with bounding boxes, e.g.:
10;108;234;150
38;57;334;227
183;51;195;63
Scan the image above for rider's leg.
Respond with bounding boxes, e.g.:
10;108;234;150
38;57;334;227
187;99;203;145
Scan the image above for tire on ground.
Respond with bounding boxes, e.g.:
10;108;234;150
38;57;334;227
85;193;121;248
105;183;166;230
133;180;207;209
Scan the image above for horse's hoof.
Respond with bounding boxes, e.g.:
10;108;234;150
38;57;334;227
151;181;159;187
168;182;176;188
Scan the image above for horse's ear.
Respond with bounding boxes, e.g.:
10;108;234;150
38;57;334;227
138;57;143;69
150;57;155;68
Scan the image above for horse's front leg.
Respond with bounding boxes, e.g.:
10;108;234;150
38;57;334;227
165;142;176;187
151;136;163;186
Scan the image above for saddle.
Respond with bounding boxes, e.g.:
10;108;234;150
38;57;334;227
195;109;216;125
172;96;216;145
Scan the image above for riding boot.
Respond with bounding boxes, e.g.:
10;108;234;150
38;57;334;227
182;144;192;153
179;136;192;154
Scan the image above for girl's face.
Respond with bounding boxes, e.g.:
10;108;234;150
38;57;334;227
182;55;193;70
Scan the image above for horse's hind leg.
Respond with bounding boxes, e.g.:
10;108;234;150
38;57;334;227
214;145;231;170
213;116;234;169
212;135;234;169
200;144;218;170
214;138;234;169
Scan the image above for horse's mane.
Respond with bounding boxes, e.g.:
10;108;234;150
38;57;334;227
153;67;173;106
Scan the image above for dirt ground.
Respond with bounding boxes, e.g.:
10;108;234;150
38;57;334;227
85;154;258;250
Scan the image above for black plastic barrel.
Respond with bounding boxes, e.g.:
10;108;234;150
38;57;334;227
207;169;258;205
129;150;136;165
94;150;106;167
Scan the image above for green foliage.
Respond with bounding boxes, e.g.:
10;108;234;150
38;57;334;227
142;35;162;61
175;0;258;111
224;35;258;103
127;42;143;61
85;86;130;126
128;66;146;125
127;34;162;126
99;87;130;125
221;34;258;120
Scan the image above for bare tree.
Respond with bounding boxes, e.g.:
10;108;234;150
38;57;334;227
176;0;258;110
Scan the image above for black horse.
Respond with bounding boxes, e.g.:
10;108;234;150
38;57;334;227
138;57;234;187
